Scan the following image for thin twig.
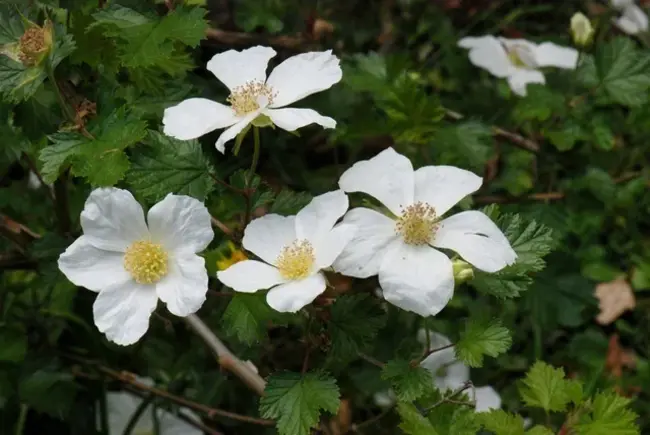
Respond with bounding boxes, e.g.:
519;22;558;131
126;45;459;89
211;216;235;238
358;352;385;368
418;343;455;363
423;382;474;413
185;314;267;396
0;214;40;253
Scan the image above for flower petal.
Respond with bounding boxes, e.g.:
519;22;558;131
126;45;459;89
156;408;203;435
81;188;149;252
474;386;502;412
147;194;214;253
58;236;130;292
214;110;260;153
332;208;397;278
93;282;158;346
156;253;208;316
534;43;579;69
506;69;545;97
433;211;517;273
418;331;471;391
414;166;483;216
338;147;414;215
314;223;357;269
266;273;326;312
243;214;296;265
162;98;238;141
295;190;349;242
265;107;336;131
614;6;649;34
217;260;286;293
106;392;154;434
206;46;276;91
458;36;513;78
378;242;454;317
266;50;342;107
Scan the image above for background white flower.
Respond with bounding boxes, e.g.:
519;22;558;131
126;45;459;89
163;46;342;153
611;0;649;35
217;190;355;312
334;148;516;317
458;35;579;96
58;188;213;346
104;379;202;435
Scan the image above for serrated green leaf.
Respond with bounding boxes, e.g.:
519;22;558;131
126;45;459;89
221;293;288;345
572;391;639;435
270;189;313;215
526;426;554;435
39;132;86;183
455;318;511;367
547;121;585;151
589;116;614;151
72;150;131;186
259;371;340;435
0;56;47;102
518;361;576;412
433;121;493;170
127;131;214;201
381;359;435;401
513;85;565;122
397;401;439;435
477;409;525;435
19;371;78;419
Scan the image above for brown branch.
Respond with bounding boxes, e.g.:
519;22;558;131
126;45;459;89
211;216;235;238
205;28;309;50
0;213;40;253
358;352;385;368
185;314;267;396
417;342;455;363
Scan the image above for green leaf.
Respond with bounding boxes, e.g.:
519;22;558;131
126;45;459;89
518;361;578;412
259;371;340;435
0;56;47;103
433;121;493;170
455;318;511;367
327;294;386;365
572;391;639;435
0;327;27;362
39;132;86;183
589;116;614;151
19;371;78;419
221;293;288;345
546;121;585;151
381;359;435;401
513;85;565;122
527;426;555;435
270;189;314;215
397;401;439;435
127;131;214;201
477;410;525;435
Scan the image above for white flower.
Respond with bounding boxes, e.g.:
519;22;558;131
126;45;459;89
104;379;202;435
58;188;213;346
419;331;502;413
163;46;342;153
334;148;516;317
217;190;355;312
611;0;649;35
458;35;579;96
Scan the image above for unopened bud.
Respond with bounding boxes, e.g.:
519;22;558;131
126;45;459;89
18;21;53;67
570;12;594;47
452;259;474;284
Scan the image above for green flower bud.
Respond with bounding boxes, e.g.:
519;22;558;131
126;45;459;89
452;259;474;284
570;12;594;47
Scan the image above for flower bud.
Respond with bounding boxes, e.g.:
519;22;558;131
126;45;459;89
18;21;53;67
570;12;594;47
452;259;474;284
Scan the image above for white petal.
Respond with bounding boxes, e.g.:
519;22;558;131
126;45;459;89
338;147;414;215
93;282;158;346
243;214;296;265
438;361;471;391
506;69;545;97
314;223;356;269
615;15;642;34
81;188;149;252
414;166;483;216
106;392;154;435
332;208;397;278
156;409;203;435
58;236;130;292
214;110;259;153
458;36;513;78
217;260;286;293
266;50;342;108
611;0;635;8
378;242;454;317
295;190;349;242
265;107;336;131
156;253;208;316
433;211;517;273
534;43;579;69
420;331;455;371
147;194;214;253
266;273;326;312
373;390;396;408
614;6;649;34
206;46;276;91
162;98;238;140
474;386;502;412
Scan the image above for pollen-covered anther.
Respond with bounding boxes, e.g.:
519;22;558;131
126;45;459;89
123;240;169;284
276;239;315;280
396;202;439;245
226;80;277;116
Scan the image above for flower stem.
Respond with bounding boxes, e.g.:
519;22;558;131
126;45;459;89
14;404;28;435
46;65;75;122
248;126;261;185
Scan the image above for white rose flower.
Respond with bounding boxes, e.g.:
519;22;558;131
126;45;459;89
611;0;649;35
458;35;579;96
163;46;342;153
217;190;355;312
334;148;516;317
104;380;202;435
58;188;214;346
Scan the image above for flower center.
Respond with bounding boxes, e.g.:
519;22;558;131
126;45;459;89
504;44;536;69
395;202;439;245
123;240;169;284
19;27;47;66
226;80;277;116
276;239;315;280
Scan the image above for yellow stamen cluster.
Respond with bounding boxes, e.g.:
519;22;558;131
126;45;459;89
226;80;276;116
19;27;47;66
276;239;315;280
123;240;169;284
396;202;438;245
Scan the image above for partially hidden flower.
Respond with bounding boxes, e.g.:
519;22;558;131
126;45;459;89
458;35;579;96
571;12;595;47
611;0;649;35
104;377;202;435
58;188;214;345
216;241;248;271
334;148;516;317
163;46;342;153
217;190;356;312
